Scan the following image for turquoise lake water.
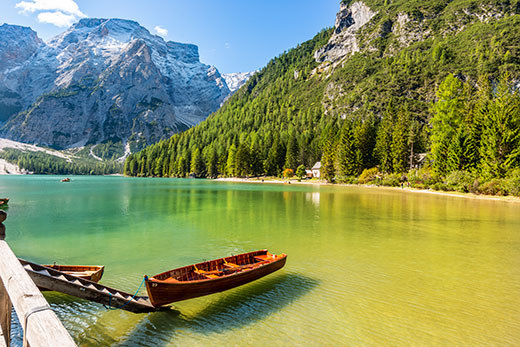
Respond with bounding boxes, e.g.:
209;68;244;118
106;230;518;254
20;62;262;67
1;175;519;346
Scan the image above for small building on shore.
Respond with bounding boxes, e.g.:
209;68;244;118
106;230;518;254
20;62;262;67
311;162;321;178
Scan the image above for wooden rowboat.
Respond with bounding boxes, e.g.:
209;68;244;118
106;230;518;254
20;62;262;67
61;178;71;182
43;264;104;282
145;249;287;307
0;198;9;206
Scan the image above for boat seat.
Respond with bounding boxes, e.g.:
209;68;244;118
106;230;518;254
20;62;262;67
64;271;95;276
223;263;239;268
205;274;219;279
254;255;274;262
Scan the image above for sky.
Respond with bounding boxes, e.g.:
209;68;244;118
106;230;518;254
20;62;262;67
0;0;340;74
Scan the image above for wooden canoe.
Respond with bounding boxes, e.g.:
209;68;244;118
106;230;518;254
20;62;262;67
43;264;104;283
145;249;287;307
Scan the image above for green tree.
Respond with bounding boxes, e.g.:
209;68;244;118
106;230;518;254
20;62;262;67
430;74;465;176
226;144;237;177
480;76;520;178
374;102;396;173
337;120;361;177
190;148;206;177
296;164;306;179
321;125;337;182
206;146;219;178
249;139;263;176
235;143;251;177
391;108;410;173
284;132;300;171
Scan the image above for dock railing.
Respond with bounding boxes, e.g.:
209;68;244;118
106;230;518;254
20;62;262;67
0;219;76;347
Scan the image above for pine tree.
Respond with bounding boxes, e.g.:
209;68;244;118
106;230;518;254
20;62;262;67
235;143;251;177
249;139;263;176
206;146;219;178
430;74;464;176
190;148;206;177
480;75;520;178
321;125;337;182
337;120;361;177
264;139;280;176
391;108;410;173
284;132;300;171
374;102;396;173
354;115;378;169
226;144;237;177
446;126;467;172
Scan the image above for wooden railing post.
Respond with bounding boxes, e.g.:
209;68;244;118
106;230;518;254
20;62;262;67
0;276;12;347
0;240;76;347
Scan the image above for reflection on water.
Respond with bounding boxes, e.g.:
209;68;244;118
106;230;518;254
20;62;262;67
116;274;318;346
1;176;520;346
305;192;320;207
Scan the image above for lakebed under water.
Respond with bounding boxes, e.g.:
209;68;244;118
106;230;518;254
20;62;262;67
1;175;519;346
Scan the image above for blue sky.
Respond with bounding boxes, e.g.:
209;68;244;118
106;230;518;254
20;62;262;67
0;0;339;73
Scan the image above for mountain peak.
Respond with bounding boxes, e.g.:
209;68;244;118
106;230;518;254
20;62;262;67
0;18;230;150
0;23;43;72
75;18;141;29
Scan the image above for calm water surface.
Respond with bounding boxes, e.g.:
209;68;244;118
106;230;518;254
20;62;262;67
1;176;519;346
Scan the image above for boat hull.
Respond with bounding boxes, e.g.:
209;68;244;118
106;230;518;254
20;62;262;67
43;264;104;282
146;252;286;307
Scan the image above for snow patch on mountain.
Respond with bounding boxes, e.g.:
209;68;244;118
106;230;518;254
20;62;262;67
222;71;256;92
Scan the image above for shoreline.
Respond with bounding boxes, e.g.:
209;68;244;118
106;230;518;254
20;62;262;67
214;177;520;203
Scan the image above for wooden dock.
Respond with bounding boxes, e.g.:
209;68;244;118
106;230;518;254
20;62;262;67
0;233;76;346
19;259;156;313
0;209;158;346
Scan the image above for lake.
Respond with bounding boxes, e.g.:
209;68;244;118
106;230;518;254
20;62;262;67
1;176;519;346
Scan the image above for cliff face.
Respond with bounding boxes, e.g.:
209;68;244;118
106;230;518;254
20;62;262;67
314;1;376;64
315;0;520;117
0;19;230;150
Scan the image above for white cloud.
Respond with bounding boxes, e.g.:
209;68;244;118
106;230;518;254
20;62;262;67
37;11;77;27
16;0;85;17
225;42;230;49
15;0;86;27
154;26;168;37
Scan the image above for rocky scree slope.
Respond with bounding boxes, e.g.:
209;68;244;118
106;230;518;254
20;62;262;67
0;19;231;150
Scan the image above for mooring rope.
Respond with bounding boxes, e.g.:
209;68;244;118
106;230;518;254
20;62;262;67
103;276;146;310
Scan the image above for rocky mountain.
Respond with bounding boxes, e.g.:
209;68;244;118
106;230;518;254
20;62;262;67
0;19;231;150
222;71;256;92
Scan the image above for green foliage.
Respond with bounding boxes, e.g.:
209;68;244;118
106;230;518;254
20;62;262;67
296;164;307;179
430;74;465;176
337;120;361;177
358;167;380;184
445;170;477;193
285;132;301;171
0;149;122;175
390;108;411;173
479;76;520;178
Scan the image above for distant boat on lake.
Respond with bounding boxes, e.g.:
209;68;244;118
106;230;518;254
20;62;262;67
61;178;71;182
145;249;287;307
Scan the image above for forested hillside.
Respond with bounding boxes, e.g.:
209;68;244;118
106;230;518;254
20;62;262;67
125;0;520;194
